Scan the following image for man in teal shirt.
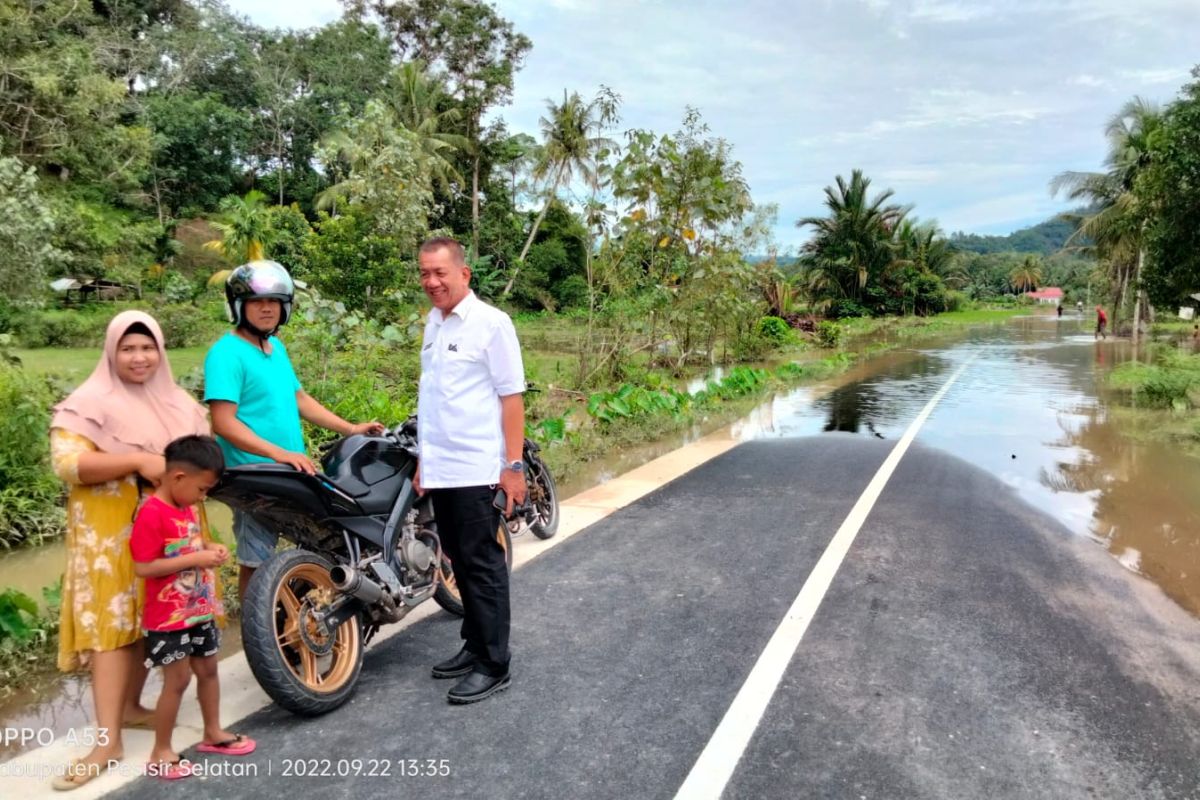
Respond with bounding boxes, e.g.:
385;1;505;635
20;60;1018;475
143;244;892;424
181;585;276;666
204;261;382;600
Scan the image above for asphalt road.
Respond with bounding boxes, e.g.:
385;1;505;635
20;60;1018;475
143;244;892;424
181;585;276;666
106;435;1200;800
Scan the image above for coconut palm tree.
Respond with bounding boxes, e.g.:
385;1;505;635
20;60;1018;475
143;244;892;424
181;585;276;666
894;219;954;276
205;191;274;285
1051;96;1161;342
386;62;471;192
796;170;909;312
504;87;620;296
1008;256;1044;294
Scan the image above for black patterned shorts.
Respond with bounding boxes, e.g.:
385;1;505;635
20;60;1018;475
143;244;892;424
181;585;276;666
143;620;220;668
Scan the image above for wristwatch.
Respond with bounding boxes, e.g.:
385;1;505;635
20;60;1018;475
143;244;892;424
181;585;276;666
507;460;525;473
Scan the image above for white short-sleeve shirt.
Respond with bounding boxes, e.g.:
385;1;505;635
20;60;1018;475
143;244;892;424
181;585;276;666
417;291;526;488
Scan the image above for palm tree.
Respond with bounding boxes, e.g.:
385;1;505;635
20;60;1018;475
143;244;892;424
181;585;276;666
796;170;909;312
495;131;541;208
504;87;620;296
205;191;274;285
1051;96;1161;342
386;62;471;193
1009;256;1044;294
894;219;954;276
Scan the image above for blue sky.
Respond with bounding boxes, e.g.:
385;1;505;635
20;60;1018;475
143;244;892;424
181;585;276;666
227;0;1199;250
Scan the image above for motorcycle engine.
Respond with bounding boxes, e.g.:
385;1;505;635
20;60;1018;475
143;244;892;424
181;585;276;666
398;537;437;575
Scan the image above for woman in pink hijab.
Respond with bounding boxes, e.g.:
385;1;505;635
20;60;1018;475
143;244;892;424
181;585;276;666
48;311;209;789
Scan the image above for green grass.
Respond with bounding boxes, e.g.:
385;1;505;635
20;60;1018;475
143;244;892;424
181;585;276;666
12;347;207;385
927;308;1025;324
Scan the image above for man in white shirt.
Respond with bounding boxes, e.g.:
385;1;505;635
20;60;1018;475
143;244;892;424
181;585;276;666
414;237;527;704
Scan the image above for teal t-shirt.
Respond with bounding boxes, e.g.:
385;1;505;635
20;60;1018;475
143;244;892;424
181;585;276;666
203;332;305;467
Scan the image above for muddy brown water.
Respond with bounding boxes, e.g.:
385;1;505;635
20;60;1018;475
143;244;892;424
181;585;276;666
3;310;1199;757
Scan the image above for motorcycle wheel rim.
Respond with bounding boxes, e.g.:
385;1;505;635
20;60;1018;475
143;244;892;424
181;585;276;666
273;563;360;693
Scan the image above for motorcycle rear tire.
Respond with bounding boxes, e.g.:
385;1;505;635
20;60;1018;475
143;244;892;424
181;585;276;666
433;522;513;617
529;460;560;540
242;549;363;716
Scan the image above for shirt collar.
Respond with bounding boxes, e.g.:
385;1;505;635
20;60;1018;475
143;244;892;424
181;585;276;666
433;290;479;323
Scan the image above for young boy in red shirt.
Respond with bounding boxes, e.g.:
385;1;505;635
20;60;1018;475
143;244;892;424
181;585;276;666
130;435;256;779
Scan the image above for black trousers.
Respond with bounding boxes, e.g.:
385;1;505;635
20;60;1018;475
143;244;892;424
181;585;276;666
429;485;510;676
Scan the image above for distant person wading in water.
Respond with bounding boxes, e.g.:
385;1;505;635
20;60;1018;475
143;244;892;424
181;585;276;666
1095;306;1108;339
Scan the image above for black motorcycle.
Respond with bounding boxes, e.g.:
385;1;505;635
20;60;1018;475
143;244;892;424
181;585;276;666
209;418;556;716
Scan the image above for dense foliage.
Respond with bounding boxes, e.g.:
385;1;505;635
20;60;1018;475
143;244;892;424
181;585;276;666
949;217;1079;255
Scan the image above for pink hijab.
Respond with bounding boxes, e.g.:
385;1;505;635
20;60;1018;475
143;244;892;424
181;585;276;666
50;311;209;454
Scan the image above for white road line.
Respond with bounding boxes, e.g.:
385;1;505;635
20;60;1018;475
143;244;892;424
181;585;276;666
672;358;975;800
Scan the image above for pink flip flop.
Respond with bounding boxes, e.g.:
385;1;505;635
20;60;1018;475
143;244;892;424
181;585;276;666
148;758;194;780
195;734;256;756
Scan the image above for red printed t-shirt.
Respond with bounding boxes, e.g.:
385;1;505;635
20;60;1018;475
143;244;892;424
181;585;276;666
129;496;218;632
1097;308;1108;323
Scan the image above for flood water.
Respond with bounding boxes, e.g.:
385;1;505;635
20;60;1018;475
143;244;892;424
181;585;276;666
3;310;1199;755
730;312;1200;617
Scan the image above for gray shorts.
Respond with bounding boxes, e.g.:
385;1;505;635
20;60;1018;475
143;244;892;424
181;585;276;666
234;510;278;568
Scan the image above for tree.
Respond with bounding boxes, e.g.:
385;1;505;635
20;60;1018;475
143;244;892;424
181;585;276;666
603;109;759;367
316;100;435;251
362;0;532;255
0;0;152;195
385;61;470;192
493;131;540;209
206;190;274;267
506;87;620;295
1141;67;1200;309
797;170;908;315
0;157;64;299
145;90;250;217
304;211;408;311
1052;96;1161;341
1008;256;1044;293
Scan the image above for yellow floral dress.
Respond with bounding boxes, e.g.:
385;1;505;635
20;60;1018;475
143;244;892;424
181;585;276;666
50;428;220;672
51;428;145;671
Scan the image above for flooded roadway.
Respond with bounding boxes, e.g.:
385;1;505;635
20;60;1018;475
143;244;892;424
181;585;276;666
731;312;1200;617
3;310;1199;763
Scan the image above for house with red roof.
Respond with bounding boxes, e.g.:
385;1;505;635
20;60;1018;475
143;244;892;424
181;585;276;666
1025;287;1064;305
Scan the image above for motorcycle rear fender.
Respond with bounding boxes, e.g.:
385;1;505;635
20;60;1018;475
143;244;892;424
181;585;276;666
209;463;364;518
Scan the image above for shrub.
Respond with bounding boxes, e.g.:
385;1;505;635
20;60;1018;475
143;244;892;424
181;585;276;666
153;300;227;348
0;362;64;546
827;299;871;319
11;309;110;348
816;320;842;348
944;291;969;313
756;316;793;346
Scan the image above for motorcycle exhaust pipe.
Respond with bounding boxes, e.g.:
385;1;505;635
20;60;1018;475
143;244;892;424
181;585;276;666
329;566;384;606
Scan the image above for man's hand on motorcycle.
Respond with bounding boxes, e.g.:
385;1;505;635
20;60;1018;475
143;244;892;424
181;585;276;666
413;464;423;496
274;449;316;474
348;421;386;436
498;469;526;516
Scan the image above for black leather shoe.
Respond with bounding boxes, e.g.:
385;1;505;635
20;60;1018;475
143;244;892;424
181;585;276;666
447;669;511;704
431;648;478;679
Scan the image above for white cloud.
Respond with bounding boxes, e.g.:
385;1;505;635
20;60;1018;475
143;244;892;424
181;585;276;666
1117;67;1192;85
910;0;998;23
